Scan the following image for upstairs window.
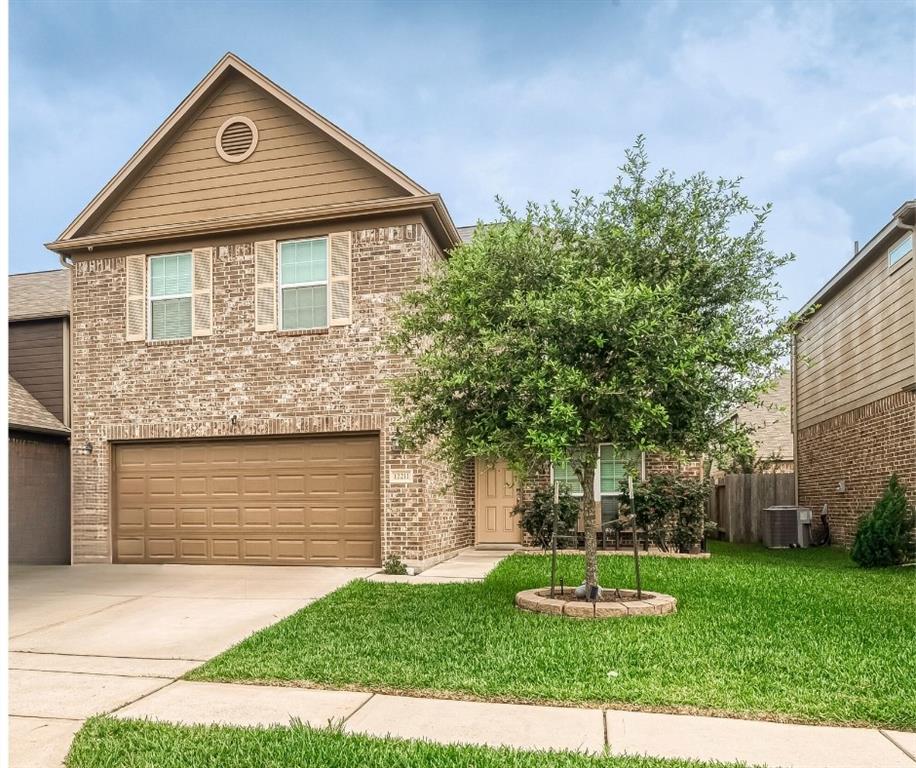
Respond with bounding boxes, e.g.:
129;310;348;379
149;252;192;340
888;233;912;267
279;237;328;330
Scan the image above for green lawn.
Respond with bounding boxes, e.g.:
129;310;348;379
190;543;916;729
67;717;751;768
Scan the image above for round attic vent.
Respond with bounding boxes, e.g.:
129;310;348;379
216;116;258;162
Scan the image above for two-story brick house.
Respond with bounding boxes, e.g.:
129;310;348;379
45;53;702;570
794;201;915;545
44;53;483;569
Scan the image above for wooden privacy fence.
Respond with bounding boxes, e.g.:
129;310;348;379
708;473;796;543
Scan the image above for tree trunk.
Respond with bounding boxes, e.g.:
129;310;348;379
578;460;599;590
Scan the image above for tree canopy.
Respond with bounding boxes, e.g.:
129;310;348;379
388;138;799;587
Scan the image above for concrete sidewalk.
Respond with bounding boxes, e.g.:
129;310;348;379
368;547;514;584
110;680;916;768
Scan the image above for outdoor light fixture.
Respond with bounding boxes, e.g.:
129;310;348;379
81;441;93;455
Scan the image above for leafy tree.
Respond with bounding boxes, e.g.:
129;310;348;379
389;137;798;590
851;475;915;568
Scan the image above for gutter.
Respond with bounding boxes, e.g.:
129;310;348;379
9;422;70;438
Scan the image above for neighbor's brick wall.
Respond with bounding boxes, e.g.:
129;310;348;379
69;221;473;565
796;390;916;547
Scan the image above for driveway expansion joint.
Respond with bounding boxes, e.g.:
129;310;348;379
880;730;916;763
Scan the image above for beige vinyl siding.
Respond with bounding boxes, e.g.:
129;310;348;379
8;319;66;423
94;73;406;234
795;249;914;430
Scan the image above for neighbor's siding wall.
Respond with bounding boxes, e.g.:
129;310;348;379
8;318;66;423
796;390;915;546
69;220;473;565
93;72;407;235
795;249;914;430
9;432;71;565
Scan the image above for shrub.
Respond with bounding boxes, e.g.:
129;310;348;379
382;555;408;575
619;474;710;553
513;488;580;549
851;475;915;568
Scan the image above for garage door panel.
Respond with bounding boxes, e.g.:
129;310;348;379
148;476;177;497
242;506;272;527
180;539;209;559
211;507;240;527
211;539;240;559
242;475;272;496
179;476;208;496
243;539;272;560
179;507;208;527
344;538;377;562
276;539;307;560
345;506;377;528
147;508;177;528
343;471;376;494
211;476;240;496
276;474;306;495
276;507;306;527
114;435;379;566
116;537;144;559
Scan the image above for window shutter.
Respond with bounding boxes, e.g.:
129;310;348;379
328;231;352;326
191;247;213;337
254;240;277;331
125;254;146;341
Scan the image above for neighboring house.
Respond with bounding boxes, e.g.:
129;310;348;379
718;373;794;475
45;53;699;570
793;201;916;546
8;269;72;564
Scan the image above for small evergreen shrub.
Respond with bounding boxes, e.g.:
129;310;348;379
851;475;915;568
382;555;408;575
513;488;580;549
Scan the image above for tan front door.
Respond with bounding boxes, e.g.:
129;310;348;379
475;459;522;544
113;434;380;566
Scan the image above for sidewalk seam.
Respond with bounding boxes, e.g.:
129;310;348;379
104;678;180;717
880;730;916;764
10;594;145;639
340;692;376;726
602;709;609;753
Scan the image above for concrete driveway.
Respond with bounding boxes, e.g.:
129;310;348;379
9;563;375;767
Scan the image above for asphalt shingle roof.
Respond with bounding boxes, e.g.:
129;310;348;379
8;375;68;434
9;269;71;321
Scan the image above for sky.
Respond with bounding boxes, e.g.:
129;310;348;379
8;0;916;312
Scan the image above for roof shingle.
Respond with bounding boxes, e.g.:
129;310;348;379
9;375;68;434
9;269;71;321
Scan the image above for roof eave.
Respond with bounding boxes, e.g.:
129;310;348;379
9;422;70;437
797;200;916;315
46;194;461;254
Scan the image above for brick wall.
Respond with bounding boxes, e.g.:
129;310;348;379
69;220;474;566
796;390;916;546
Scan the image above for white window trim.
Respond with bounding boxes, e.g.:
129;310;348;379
278;236;329;331
550;445;646;499
888;232;913;274
148;252;192;341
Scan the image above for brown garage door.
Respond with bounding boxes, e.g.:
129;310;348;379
114;434;380;566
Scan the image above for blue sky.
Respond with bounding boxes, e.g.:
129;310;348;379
9;0;915;311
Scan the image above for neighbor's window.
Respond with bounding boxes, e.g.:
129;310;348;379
888;233;912;267
279;237;328;330
552;445;641;525
149;252;192;340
